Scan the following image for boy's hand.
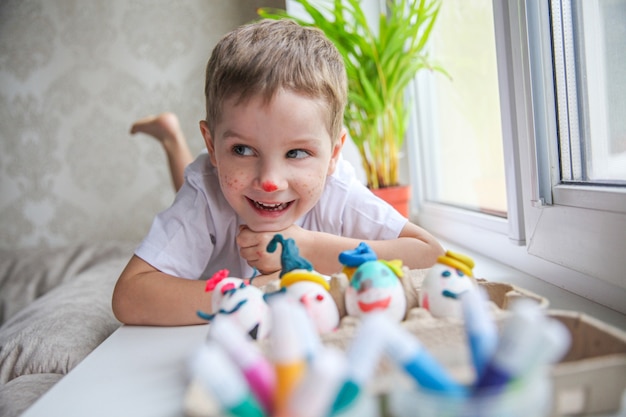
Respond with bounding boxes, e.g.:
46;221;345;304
249;270;281;288
236;224;307;275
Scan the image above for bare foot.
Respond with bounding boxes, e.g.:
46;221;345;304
130;112;194;192
130;112;185;151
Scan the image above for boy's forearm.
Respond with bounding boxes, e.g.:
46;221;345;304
366;236;444;270
381;221;445;269
112;256;210;326
300;223;444;275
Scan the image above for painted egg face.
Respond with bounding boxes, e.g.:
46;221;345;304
420;263;475;318
345;261;406;322
285;281;339;334
210;277;246;313
216;283;271;340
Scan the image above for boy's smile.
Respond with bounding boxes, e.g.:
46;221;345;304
201;90;344;232
248;198;293;218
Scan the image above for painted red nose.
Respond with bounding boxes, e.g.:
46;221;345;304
261;181;278;192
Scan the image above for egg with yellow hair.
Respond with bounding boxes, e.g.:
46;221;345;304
420;251;476;319
281;270;339;334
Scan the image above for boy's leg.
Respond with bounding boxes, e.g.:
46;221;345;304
131;113;193;192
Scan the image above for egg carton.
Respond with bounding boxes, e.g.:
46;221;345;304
322;270;550;385
547;310;626;416
325;270;625;416
184;269;625;416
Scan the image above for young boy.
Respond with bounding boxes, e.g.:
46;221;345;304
112;19;444;326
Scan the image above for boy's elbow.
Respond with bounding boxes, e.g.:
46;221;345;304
111;255;154;325
111;278;133;324
401;222;445;268
426;238;445;267
111;269;147;325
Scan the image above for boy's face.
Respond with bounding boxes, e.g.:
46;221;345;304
200;90;345;232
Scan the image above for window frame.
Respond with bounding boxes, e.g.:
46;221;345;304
409;0;626;314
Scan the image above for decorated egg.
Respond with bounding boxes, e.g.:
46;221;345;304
281;270;339;334
216;283;271;340
420;251;476;319
209;275;247;313
339;241;378;281
267;234;340;334
345;260;406;321
198;269;271;340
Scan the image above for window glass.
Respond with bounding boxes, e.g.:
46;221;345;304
421;0;507;216
580;0;626;183
556;0;626;184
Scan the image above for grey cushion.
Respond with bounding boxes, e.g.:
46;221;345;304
0;373;63;417
0;242;133;406
0;243;132;326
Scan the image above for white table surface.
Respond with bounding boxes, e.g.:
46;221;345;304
21;324;210;417
20;320;626;417
20;318;626;417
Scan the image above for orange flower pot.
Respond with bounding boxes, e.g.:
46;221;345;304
371;184;411;218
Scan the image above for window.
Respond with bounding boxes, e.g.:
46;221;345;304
409;0;524;244
415;0;507;217
411;0;626;313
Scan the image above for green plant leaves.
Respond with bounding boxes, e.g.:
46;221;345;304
258;0;443;188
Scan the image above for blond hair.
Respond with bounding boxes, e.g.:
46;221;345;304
204;19;347;141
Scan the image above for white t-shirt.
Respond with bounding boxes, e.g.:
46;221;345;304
135;153;407;279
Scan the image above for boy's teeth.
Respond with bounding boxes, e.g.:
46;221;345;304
259;202;281;208
255;201;287;211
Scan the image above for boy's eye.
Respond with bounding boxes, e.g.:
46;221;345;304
286;149;310;159
232;145;254;156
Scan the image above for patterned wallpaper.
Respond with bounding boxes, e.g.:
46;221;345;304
0;0;284;250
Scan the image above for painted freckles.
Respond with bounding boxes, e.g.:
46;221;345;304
302;174;325;197
223;173;243;190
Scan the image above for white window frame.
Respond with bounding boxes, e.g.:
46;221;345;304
410;0;626;314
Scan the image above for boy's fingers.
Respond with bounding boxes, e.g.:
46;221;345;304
238;245;259;262
235;226;254;247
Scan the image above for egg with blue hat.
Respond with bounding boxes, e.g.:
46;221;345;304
340;243;406;322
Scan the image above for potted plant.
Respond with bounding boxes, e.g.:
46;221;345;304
258;0;444;216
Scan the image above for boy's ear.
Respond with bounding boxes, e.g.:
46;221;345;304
199;120;217;166
327;128;347;176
